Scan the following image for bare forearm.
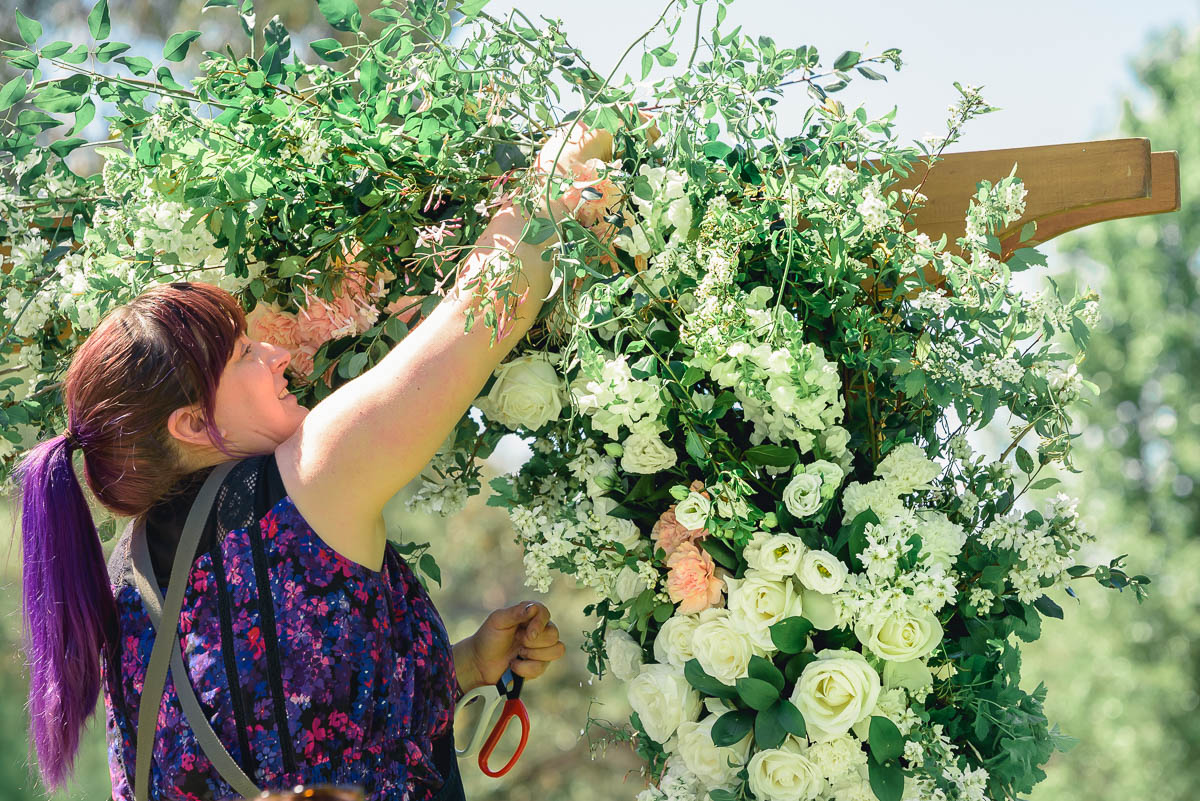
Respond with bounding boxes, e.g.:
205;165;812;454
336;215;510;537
453;636;486;696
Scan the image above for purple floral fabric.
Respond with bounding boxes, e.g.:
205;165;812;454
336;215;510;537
103;492;461;801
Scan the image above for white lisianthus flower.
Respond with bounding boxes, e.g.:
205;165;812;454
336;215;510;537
653;608;715;668
821;426;851;458
798;550;849;594
627;663;701;744
855;608;943;663
792;649;882;741
691;611;758;685
806;459;845;499
674;491;711;531
675;714;752;791
605;627;645;682
783;471;824;518
724;571;805;651
475;353;564;430
746;533;808;579
746;737;826;801
620;431;678;474
800;587;845;630
877;442;941;494
612;565;648;603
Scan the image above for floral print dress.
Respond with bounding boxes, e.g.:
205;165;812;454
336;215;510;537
103;454;466;801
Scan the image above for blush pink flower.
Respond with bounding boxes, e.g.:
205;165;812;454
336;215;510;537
665;542;724;615
246;302;302;353
651;507;708;558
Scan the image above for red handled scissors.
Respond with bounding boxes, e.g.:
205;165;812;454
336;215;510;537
453;668;530;778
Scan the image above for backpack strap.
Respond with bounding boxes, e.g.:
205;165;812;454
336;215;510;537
128;461;262;801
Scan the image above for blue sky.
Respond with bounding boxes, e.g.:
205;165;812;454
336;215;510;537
488;0;1200;152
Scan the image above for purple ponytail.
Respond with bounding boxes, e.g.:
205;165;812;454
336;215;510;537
14;433;116;789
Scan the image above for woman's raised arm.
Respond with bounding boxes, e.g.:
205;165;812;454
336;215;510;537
275;124;613;567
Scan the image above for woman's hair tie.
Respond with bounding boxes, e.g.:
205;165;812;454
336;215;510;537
63;429;84;452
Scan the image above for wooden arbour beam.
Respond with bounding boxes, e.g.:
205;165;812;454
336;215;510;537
882;137;1180;256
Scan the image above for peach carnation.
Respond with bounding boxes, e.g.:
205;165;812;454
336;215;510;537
651;507;708;558
665;542;724;615
563;158;623;228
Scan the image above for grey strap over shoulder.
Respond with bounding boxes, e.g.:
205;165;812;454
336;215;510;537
127;460;263;801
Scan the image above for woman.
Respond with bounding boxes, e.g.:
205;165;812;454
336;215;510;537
14;122;614;800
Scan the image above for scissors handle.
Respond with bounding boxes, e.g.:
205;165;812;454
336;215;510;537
454;684;505;758
478;698;530;778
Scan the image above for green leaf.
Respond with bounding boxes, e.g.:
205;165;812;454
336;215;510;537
457;0;490;19
684;659;738;700
754;703;787;749
203;0;237;7
744;444;799;467
359;57;379;94
0;77;27;113
5;48;39;70
711;709;754;747
521;216;557;245
15;10;43;46
88;0;111;40
117;55;154;76
40;41;72;58
776;698;807;737
418;552;442;586
309;37;346;61
834;50;861;70
246;70;266;88
60;44;88;64
784;652;816;684
317;0;362;32
96;41;131;62
769;616;814;654
708;791;738;801
49;136;86;157
735;676;781;711
868;756;904;801
1033;594;1064;620
747;654;785;693
868;716;904;764
685;430;705;462
1015;446;1035;475
163;30;202;62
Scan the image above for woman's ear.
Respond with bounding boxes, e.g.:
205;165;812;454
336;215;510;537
166;404;215;448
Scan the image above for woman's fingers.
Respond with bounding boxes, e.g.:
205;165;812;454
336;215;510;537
522;618;558;646
517;641;566;663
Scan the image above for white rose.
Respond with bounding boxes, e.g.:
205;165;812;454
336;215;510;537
746;532;808;579
674;491;712;531
798;550;849;594
653;608;719;668
475;354;564;430
613;565;647;603
676;714;751;791
882;659;934;694
605;627;645;682
691;611;758;685
620;431;678;474
792;649;882;741
855;608;943;663
747;737;826;801
800;588;845;631
783;471;824;518
627;663;701;744
724;571;805;651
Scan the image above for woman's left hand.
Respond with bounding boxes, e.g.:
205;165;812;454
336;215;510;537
464;601;565;689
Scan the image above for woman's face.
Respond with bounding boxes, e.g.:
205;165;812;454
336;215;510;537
168;333;308;462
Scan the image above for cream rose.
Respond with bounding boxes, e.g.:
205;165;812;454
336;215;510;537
620;431;678;474
798;550;849;594
724;571;805;651
676;714;752;791
691;611;758;685
612;565;647;603
673;491;712;531
746;737;826;801
605;627;645;682
653;608;719;668
800;588;845;630
746;532;808;579
627;663;701;744
882;658;934;694
476;354;564;430
855;608;943;663
791;649;882;741
783;471;824;518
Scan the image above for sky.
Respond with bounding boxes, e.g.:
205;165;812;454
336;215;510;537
485;0;1200;152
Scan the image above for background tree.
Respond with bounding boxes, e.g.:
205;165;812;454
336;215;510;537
1024;23;1200;801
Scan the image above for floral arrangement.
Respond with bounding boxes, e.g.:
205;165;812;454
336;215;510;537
0;1;1149;799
